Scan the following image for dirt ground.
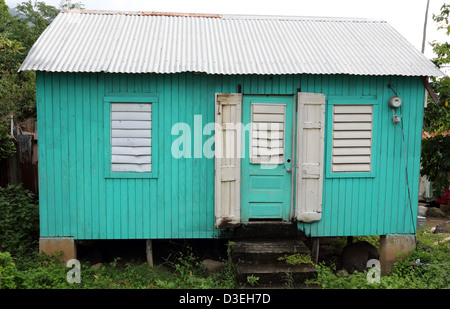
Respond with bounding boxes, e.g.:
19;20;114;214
425;216;449;228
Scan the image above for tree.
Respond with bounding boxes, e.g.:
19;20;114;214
421;4;450;195
14;1;59;54
0;0;84;120
58;0;84;10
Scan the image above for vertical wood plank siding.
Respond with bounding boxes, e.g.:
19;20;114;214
36;72;423;239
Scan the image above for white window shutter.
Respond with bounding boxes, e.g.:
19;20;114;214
111;103;152;172
250;103;286;165
296;93;325;222
331;105;373;173
215;93;242;228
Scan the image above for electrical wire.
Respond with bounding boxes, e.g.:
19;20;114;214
389;84;417;235
395;107;416;235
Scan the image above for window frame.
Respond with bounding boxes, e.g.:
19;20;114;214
104;93;158;179
325;95;379;179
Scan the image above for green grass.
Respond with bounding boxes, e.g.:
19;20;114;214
0;249;237;289
308;229;450;289
1;229;449;289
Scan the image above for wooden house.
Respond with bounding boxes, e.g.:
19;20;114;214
19;10;444;269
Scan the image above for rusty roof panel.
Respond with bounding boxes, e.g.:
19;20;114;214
61;9;221;18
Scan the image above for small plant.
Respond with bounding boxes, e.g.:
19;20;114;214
282;272;295;288
246;274;259;286
226;241;236;259
278;253;313;265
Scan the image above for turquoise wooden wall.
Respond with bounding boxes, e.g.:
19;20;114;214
36;72;424;239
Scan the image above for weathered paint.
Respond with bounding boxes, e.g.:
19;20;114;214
296;93;326;223
214;93;242;229
36;72;423;239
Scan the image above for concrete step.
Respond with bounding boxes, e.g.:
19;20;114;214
231;237;318;288
230;222;305;239
231;238;311;263
232;238;310;255
236;261;318;288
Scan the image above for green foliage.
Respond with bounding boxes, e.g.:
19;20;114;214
0;0;84;120
421;4;450;193
14;1;59;50
0;251;23;289
0;118;15;159
58;0;85;10
0;246;237;289
278;253;313;265
421;135;450;194
0;185;39;267
159;245;237;289
0;71;36;119
0;34;25;71
310;230;450;289
246;274;259;286
423;76;450;135
2;231;448;289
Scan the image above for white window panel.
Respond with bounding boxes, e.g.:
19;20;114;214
331;104;373;173
111;103;152;172
250;103;286;164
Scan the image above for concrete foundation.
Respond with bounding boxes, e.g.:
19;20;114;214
379;234;416;275
39;237;77;263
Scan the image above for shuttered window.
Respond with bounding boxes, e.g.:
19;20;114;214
331;105;372;173
104;94;158;178
326;97;378;178
111;103;152;172
250;103;286;164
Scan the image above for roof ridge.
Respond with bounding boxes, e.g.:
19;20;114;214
61;9;385;22
221;14;385;22
61;9;221;18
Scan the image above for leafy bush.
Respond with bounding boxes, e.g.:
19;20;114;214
0;251;23;289
0;71;37;120
421;135;450;195
0;184;39;267
311;230;450;289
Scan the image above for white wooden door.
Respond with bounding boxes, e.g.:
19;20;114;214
214;93;242;228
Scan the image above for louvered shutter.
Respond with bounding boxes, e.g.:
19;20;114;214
111;103;152;172
331;105;373;172
296;93;325;222
250;103;286;164
214;93;242;228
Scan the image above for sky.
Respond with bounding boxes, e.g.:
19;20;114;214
5;0;449;60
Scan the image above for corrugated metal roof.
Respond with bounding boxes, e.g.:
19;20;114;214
19;10;445;76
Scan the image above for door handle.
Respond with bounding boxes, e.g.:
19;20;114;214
285;167;292;173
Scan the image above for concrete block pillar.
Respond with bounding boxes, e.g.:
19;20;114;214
146;239;153;266
379;234;416;275
39;237;77;263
